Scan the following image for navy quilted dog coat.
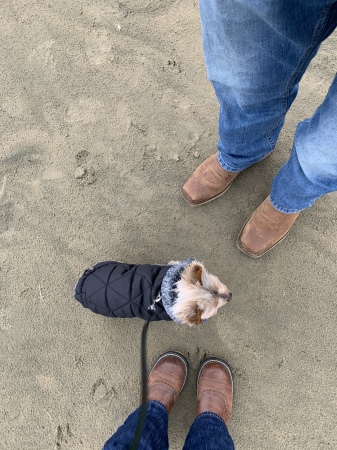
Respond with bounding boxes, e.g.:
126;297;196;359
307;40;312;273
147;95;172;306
74;259;195;322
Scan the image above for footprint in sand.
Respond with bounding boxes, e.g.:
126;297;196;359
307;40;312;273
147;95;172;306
65;98;103;124
74;150;96;185
28;40;56;71
0;310;11;331
75;150;90;165
74;165;96;185
55;423;82;449
92;379;115;407
85;28;114;66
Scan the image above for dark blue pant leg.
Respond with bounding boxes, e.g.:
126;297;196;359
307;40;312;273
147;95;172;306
182;412;235;450
103;401;169;450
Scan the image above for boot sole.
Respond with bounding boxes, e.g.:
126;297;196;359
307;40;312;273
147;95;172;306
181;180;235;207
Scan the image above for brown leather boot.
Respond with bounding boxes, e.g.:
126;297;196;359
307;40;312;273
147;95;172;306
237;196;300;258
197;358;233;425
147;352;188;413
181;153;240;206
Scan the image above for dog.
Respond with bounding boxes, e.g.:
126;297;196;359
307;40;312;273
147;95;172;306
74;258;231;326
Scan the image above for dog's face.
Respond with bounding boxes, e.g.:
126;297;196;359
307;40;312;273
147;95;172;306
171;261;232;326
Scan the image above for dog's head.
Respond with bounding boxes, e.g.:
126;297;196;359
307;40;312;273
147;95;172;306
171;261;231;326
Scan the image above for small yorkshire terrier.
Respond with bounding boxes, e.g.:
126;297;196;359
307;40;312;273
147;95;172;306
74;258;231;326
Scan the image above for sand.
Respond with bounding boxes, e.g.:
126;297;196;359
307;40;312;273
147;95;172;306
1;1;337;449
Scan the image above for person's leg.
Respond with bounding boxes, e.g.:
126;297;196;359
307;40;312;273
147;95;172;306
271;73;337;212
103;401;169;450
201;0;336;171
238;67;337;258
102;351;188;450
183;413;235;450
182;0;337;206
183;358;235;450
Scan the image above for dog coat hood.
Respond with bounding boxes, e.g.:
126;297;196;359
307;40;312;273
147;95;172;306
74;259;195;322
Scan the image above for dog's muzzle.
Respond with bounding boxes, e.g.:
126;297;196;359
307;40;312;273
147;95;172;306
219;292;232;302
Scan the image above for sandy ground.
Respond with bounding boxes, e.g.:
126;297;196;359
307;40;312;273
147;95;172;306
1;1;337;449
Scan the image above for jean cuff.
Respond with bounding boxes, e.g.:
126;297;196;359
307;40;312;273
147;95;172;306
147;400;168;414
217;154;243;173
270;194;306;214
218;152;271;173
195;411;226;424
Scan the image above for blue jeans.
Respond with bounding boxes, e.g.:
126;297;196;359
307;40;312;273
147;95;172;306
103;400;235;450
200;0;337;213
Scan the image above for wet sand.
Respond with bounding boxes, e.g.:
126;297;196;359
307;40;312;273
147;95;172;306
1;1;337;449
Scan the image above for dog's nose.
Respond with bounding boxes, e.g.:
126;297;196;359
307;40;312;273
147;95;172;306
227;293;232;301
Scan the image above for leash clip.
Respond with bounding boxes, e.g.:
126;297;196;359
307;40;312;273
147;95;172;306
148;293;161;312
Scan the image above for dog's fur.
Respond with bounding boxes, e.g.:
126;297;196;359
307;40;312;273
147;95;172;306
170;260;231;326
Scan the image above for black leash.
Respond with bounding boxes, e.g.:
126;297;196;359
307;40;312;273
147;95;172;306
129;304;156;450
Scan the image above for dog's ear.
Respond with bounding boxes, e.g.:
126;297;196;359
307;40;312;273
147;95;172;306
187;306;202;326
192;264;203;285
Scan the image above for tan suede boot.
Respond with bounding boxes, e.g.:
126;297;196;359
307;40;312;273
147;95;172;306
147;352;188;413
181;153;240;206
237;196;300;258
197;358;233;425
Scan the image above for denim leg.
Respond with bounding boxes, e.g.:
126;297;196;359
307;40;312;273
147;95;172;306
182;412;235;450
271;73;337;212
199;0;337;172
103;401;169;450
